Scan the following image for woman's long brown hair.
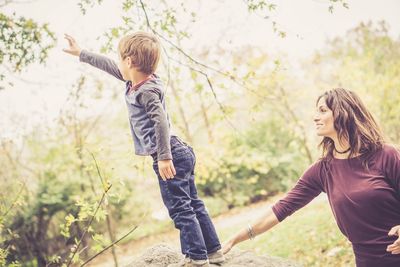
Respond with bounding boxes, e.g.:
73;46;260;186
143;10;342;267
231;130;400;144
317;88;385;168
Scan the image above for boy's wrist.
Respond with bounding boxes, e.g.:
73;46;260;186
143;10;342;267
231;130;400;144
157;151;173;161
78;49;88;62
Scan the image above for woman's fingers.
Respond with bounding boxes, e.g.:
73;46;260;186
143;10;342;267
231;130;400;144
387;227;400;254
388;225;400;236
388;246;400;254
395;238;400;246
221;242;232;254
387;237;400;254
387;244;396;251
392;249;400;254
387;243;398;250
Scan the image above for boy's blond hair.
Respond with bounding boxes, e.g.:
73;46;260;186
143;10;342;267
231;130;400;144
118;31;161;75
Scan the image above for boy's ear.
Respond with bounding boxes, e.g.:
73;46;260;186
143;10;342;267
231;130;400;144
126;57;133;68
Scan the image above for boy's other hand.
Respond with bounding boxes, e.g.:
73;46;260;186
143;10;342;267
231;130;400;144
63;33;82;56
158;159;176;181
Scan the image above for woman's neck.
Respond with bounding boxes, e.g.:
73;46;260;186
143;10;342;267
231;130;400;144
332;136;351;159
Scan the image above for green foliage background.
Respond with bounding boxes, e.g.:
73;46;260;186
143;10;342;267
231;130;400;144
1;0;399;266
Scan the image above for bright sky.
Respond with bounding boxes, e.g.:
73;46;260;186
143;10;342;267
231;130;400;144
1;0;399;139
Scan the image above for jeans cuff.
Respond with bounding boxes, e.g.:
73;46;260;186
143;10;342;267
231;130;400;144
207;244;222;254
187;252;208;261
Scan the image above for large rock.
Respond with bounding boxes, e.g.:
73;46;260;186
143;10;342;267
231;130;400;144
126;243;302;267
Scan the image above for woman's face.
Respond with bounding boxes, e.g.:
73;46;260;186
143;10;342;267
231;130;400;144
314;97;336;138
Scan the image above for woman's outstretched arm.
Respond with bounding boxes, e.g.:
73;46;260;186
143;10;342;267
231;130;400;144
222;161;324;254
222;206;280;254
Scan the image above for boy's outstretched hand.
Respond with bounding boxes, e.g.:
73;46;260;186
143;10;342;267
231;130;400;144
63;33;82;57
158;159;176;181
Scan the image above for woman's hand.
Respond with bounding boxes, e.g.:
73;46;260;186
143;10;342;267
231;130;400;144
387;225;400;254
63;33;82;56
221;208;280;255
222;239;235;255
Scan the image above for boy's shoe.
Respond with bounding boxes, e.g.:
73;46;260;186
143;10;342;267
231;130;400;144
168;257;210;267
208;249;225;264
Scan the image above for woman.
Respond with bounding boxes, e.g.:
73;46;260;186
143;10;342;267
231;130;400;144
222;88;400;267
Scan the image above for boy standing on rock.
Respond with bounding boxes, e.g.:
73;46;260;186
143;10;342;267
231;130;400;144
63;32;224;267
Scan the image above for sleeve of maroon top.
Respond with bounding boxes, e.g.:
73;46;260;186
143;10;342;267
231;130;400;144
272;161;324;222
381;145;400;195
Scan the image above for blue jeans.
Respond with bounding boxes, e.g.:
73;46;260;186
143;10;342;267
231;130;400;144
152;136;221;260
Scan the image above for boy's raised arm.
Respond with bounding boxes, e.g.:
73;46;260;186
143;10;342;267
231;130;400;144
63;33;125;82
79;50;125;82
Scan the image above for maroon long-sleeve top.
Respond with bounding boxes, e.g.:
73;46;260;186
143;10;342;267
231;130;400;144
272;144;400;267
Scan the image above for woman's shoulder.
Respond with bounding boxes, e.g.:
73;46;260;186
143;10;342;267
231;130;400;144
302;159;327;180
381;143;400;153
298;159;327;192
308;159;325;170
371;143;400;166
375;143;400;159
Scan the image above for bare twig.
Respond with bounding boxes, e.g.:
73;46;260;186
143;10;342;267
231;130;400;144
79;217;145;267
138;0;265;95
87;149;106;188
136;0;304;163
